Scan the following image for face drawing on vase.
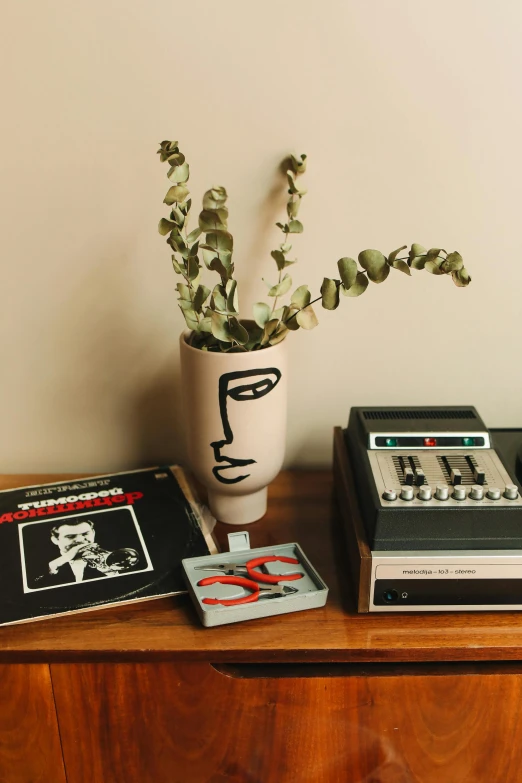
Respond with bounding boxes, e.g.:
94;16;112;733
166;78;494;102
210;368;282;485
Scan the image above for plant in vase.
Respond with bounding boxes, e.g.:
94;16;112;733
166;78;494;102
157;139;471;524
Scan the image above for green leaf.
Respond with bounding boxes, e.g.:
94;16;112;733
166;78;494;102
424;260;444;275
176;282;192;301
387;245;407;264
426;248;444;261
180;307;199;331
281;243;292;253
410;256;427;270
287;219;303;234
202;187;228;210
284;307;301;330
358;249;389;283
210;312;232;342
211;284;228;313
391;260;411;276
199;316;212;333
409;244;427;270
267;275;292;297
452;267;471;287
296;305;318;330
320;278;340;310
271;250;286;270
164;185;189;205
171;206;185;228
269;326;289;346
229;316;249;345
158;218;176;236
200;232;233;267
171;256;183;275
253;302;271;328
291;285;311;308
287;170;299;194
261;318;281;345
194;284;211;311
287;199;300;219
337;257;358;289
199;208;228;233
168;162;190;184
209;256;232;281
409;243;426;258
189;241;199;258
441;251;464;273
187;227;202;244
187;256;199;281
226;279;239;314
245;325;264;350
341;272;368;297
165;152;185;167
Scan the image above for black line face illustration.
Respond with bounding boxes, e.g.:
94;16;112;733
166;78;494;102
210;368;282;485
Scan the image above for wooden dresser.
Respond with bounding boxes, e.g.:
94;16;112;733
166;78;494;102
2;470;522;783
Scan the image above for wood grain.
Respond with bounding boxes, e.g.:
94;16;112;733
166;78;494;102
2;467;522;663
0;664;66;783
51;660;522;783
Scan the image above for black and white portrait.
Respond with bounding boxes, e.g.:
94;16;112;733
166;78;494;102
19;507;153;593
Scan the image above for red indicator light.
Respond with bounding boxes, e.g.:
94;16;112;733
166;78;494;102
424;437;437;447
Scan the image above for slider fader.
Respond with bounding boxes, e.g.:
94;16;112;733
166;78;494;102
345;406;522;550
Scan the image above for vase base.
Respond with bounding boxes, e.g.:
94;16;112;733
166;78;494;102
208;487;268;526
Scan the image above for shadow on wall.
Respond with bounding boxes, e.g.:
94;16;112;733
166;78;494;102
46;248;186;471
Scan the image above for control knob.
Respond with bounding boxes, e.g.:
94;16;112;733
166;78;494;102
469;485;484;501
486;487;501;500
452;486;466;501
418;485;432;501
504;485;519;500
382;488;397;501
400;486;414;501
435;485;449;501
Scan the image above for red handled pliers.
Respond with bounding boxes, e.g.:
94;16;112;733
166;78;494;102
197;575;299;606
195;555;304;606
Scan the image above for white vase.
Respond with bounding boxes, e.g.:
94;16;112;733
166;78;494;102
179;331;288;525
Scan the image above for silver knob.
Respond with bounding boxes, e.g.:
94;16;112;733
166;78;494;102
400;486;414;501
453;486;466;501
504;484;519;500
487;487;501;500
435;485;449;501
382;488;397;501
418;485;432;501
469;485;484;500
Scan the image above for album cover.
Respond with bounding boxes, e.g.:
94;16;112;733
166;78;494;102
0;466;215;626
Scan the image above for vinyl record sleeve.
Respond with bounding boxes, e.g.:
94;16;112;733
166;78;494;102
0;466;216;626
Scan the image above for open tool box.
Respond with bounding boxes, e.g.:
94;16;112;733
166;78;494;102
182;531;328;627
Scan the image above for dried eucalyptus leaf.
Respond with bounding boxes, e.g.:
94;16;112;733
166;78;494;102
168;162;190;184
284;259;296;268
337;257;357;289
210;312;232;342
158;218;177;236
281;243;292;253
171;206;185;227
358;249;388;283
245;325;264;350
211;284;228;313
287;171;298;194
426;248;443;262
199;208;228;233
200;316;212;333
181;307;199;331
424;260;444;275
253;302;271;328
187;256;199;281
320;278;340;310
166;152;185;167
288;219;303;234
269;326;289;346
209;257;231;281
284;308;301;330
387;246;407;264
409;243;426;259
171;256;183;275
442;251;463;273
341;272;369;297
226;279;239;313
268;275;292;297
452;267;471;287
271;250;286;270
187;227;202;244
391;259;411;276
296;305;318;330
202;186;228;210
410;256;427;270
164;185;189;205
291;285;311;308
176;282;192;301
178;299;195;311
287;199;300;219
229;316;249;345
194;284;211;311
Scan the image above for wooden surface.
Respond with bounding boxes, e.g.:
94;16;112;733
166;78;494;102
0;664;66;783
2;470;522;663
50;661;522;783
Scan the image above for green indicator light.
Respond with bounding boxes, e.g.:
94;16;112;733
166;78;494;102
462;437;475;447
385;438;397;447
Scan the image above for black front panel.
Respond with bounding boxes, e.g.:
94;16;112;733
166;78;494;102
374;578;522;606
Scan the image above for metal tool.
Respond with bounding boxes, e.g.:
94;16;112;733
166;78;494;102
194;555;304;584
197;575;299;606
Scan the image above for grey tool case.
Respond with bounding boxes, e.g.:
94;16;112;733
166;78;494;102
182;531;328;627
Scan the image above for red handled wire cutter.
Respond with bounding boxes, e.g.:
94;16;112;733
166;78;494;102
195;555;304;606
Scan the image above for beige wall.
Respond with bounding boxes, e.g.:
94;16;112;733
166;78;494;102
1;0;521;473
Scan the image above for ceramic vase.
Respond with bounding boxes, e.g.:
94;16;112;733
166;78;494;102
179;331;288;525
